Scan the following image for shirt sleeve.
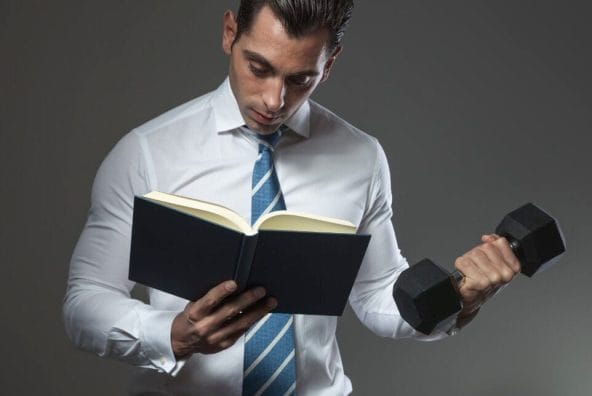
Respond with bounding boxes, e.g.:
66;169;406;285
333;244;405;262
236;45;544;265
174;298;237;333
62;131;184;374
348;140;447;341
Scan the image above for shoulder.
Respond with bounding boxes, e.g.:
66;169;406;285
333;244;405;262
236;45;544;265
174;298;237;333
132;88;217;140
100;88;217;168
307;99;383;161
98;87;219;192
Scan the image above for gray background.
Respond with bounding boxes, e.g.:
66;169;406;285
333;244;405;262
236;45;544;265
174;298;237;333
2;1;591;395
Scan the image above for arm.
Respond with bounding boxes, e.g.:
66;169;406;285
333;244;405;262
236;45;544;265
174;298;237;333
348;140;519;338
62;131;183;373
347;141;442;340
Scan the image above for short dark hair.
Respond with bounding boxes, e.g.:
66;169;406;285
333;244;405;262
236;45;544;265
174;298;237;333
235;0;354;51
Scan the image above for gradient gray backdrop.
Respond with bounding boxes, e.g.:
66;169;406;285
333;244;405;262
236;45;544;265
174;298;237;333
2;1;591;395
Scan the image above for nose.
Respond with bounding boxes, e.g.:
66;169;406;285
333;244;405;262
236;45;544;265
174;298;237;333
262;78;285;113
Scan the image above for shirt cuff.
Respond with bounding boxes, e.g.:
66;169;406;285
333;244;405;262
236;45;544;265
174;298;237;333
138;309;184;375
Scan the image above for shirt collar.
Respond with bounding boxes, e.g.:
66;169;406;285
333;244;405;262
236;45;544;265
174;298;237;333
211;77;310;138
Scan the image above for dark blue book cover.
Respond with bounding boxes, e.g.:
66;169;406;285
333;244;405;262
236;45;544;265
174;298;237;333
129;196;371;316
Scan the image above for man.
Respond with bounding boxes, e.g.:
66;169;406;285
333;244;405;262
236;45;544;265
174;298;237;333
64;1;520;394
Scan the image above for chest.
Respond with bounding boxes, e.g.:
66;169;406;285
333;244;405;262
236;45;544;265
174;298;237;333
155;145;370;228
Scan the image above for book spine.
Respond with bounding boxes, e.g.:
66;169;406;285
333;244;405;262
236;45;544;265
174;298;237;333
233;234;259;292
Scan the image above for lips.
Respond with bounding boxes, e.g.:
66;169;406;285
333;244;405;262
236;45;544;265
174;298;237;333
251;109;280;125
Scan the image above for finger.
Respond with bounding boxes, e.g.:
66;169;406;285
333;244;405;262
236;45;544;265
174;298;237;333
480;234;500;243
199;286;269;332
492;237;521;273
187;280;238;319
209;328;245;351
454;256;491;313
202;297;277;347
455;255;491;294
474;242;517;284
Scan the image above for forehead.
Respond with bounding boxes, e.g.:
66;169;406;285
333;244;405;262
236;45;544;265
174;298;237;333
237;6;331;71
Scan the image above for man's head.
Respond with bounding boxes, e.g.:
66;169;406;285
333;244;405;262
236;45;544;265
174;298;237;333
222;0;354;133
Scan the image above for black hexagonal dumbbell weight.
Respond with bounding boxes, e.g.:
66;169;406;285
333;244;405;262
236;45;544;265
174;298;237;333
393;203;566;335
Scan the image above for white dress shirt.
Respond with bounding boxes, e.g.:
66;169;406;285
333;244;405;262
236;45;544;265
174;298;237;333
63;78;444;395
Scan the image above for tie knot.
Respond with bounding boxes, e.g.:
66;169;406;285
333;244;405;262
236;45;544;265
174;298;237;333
255;125;287;151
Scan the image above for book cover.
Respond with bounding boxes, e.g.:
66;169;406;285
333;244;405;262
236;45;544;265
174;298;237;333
129;194;371;315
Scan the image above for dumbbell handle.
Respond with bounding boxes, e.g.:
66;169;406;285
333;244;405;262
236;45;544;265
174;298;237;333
449;238;520;283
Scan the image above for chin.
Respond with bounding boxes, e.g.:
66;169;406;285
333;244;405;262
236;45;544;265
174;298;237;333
247;120;280;134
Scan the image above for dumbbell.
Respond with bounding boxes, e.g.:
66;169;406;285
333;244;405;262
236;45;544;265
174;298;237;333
393;203;565;335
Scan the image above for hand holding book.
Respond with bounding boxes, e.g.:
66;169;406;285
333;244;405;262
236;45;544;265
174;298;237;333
171;280;276;358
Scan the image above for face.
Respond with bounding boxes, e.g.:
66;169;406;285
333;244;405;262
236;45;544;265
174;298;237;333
222;6;341;134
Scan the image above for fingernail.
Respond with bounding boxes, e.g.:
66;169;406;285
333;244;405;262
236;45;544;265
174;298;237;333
226;281;237;292
255;287;266;298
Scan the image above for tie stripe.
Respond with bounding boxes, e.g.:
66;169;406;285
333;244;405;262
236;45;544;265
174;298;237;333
244;315;290;368
250;130;286;223
282;382;297;396
245;314;271;343
243;325;295;395
261;191;282;217
254;350;296;396
244;316;294;376
244;126;296;396
257;139;275;151
252;166;274;196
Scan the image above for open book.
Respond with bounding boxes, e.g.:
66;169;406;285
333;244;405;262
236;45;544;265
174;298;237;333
129;191;371;315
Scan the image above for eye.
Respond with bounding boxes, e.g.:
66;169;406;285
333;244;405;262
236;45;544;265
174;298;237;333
249;63;268;77
286;75;312;87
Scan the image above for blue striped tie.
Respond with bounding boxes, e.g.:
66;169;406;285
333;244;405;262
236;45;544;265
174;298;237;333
243;126;296;396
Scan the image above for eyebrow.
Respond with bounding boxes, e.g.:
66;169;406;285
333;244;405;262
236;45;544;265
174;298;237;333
242;49;320;77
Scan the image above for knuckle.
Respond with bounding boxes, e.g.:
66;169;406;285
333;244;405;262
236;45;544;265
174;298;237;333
219;340;230;349
194;323;209;338
205;334;220;346
220;339;235;349
482;243;496;254
202;297;217;310
476;277;490;290
489;272;502;285
455;256;468;269
226;307;239;318
501;269;514;282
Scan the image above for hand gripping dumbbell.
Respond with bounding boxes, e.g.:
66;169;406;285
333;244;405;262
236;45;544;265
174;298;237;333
393;203;566;335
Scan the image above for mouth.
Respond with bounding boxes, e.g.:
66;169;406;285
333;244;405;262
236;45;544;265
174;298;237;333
251;109;281;125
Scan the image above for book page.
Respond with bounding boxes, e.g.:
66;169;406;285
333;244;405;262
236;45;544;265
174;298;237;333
143;191;254;235
255;211;356;234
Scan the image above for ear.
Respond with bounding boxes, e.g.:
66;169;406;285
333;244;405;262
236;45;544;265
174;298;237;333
321;46;342;82
222;10;238;55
